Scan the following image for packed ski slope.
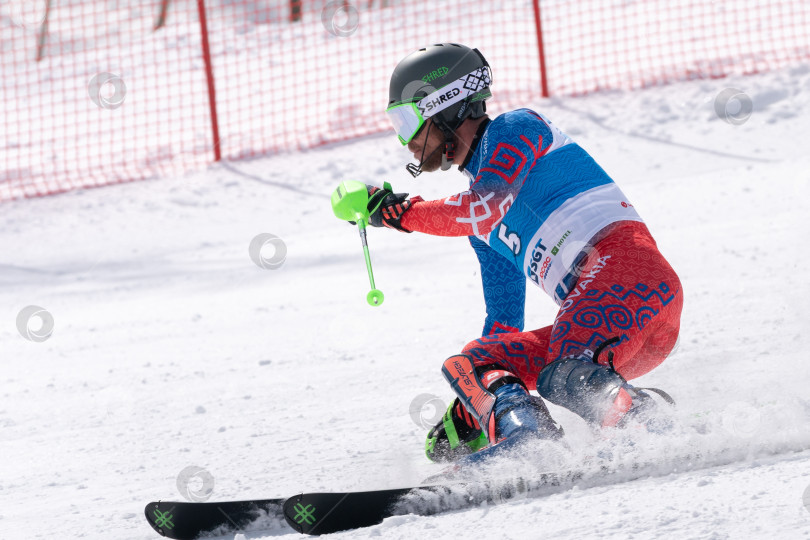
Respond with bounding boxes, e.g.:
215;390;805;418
2;64;810;539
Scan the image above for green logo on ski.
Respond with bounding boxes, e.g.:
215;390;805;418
152;508;175;530
292;503;317;525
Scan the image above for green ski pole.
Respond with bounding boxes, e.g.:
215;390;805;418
331;180;385;307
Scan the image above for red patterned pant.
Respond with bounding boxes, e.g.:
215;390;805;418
462;221;683;391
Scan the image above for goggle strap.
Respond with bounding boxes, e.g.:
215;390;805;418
416;66;491;119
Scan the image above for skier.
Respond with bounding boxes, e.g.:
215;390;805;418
367;43;683;463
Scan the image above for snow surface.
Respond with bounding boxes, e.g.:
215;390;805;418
2;64;810;539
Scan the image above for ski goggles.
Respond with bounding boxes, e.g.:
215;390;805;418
386;101;426;145
386;66;491;145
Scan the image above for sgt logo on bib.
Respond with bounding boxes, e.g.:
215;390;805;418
527;238;548;287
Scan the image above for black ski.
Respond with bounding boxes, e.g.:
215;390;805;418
144;498;286;539
282;471;583;535
145;437;778;538
142;472;576;539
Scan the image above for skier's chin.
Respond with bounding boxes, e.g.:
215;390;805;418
418;162;440;173
418;153;444;173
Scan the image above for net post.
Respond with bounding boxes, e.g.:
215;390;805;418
531;0;550;98
35;0;53;62
196;0;222;162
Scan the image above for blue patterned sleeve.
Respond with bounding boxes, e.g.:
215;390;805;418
469;235;526;337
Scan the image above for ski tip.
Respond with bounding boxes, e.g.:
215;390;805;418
144;501;174;538
282;494;307;535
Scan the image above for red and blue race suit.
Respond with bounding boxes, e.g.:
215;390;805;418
401;109;682;389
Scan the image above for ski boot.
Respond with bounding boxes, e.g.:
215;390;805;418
536;337;675;432
430;354;563;465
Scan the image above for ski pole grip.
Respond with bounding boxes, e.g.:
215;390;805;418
331;180;371;223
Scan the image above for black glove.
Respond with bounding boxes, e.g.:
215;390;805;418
355;183;416;232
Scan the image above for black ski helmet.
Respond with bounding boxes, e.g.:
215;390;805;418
388;43;492;135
